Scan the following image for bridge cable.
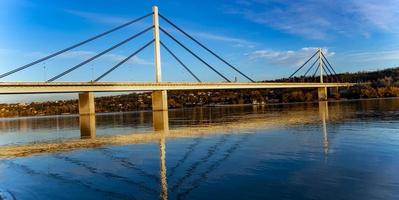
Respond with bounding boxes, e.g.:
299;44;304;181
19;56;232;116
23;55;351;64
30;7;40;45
47;26;153;82
319;52;339;79
159;14;255;82
94;40;154;82
0;13;152;80
303;58;319;77
320;52;337;75
321;58;339;82
321;59;334;79
321;56;336;75
320;59;333;76
160;41;201;82
312;64;319;77
319;51;339;82
320;52;338;75
321;65;333;82
159;27;231;82
289;51;318;78
312;63;331;82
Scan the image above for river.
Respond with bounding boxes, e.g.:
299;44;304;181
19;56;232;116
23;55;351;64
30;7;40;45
0;99;399;200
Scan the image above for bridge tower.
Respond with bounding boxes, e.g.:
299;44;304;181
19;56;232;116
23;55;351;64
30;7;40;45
153;6;162;83
152;6;169;131
317;48;327;101
318;48;323;83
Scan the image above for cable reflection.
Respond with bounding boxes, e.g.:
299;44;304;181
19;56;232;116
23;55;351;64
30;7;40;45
53;153;157;195
168;137;203;178
4;160;132;199
176;134;250;200
170;135;229;193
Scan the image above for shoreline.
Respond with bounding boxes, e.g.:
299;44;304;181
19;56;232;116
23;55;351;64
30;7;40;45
0;97;398;120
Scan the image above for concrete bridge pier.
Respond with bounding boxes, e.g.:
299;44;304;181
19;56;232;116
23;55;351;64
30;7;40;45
318;87;328;101
80;114;96;139
152;90;168;111
79;92;95;115
78;92;96;138
152;90;169;131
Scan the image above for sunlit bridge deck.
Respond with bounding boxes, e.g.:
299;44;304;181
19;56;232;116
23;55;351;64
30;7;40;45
0;82;353;94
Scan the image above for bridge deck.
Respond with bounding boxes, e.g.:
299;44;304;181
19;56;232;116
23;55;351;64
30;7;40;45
0;82;354;94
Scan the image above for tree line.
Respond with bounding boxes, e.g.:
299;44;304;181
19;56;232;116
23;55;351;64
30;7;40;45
1;67;399;117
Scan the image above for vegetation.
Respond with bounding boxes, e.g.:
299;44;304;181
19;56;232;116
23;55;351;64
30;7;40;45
269;67;399;99
1;67;399;117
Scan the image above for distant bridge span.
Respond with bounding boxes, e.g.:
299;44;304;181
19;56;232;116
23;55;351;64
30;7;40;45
0;82;352;94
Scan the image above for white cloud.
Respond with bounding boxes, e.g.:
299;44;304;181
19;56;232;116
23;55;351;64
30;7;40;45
192;32;257;48
59;50;93;59
225;0;399;39
60;50;153;65
160;27;258;48
248;47;335;66
0;48;19;55
103;53;153;66
343;50;399;63
352;0;399;31
65;9;257;49
64;9;131;25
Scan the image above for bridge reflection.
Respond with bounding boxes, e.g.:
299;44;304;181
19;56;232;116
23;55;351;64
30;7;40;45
319;101;329;155
0;103;339;199
79;110;171;199
81;111;170;199
80;114;96;139
1;102;343;158
159;130;168;200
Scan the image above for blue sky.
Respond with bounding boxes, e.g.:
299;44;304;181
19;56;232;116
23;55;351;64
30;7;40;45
1;0;399;102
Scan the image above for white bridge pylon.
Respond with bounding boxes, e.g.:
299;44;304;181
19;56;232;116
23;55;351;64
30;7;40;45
289;48;339;84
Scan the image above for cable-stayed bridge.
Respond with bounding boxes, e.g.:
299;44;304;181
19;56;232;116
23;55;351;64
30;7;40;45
0;6;353;119
0;7;357;200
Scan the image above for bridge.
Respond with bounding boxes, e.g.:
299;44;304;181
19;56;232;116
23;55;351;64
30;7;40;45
0;82;350;94
0;6;353;131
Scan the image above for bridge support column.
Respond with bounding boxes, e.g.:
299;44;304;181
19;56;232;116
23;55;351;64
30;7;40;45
78;92;96;138
152;90;169;131
318;87;327;101
153;110;169;131
152;90;168;111
79;92;95;115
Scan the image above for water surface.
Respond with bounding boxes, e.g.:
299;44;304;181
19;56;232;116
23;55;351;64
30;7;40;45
1;99;399;200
